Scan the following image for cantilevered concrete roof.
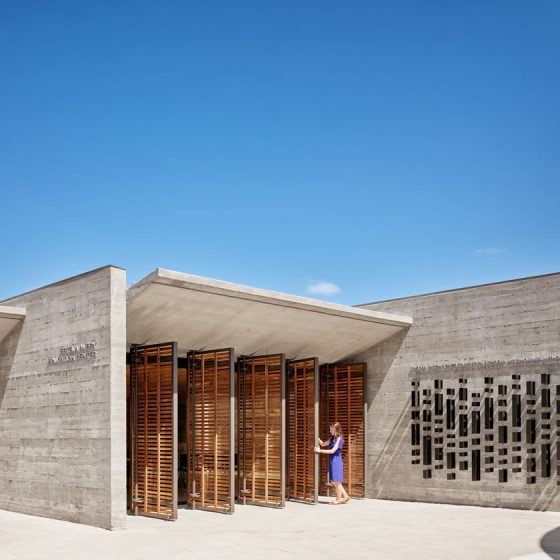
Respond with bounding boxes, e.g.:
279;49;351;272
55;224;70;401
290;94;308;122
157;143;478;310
0;306;26;342
127;269;412;362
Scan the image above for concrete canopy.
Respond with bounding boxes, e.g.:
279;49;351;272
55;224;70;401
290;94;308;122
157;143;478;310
0;306;26;342
127;269;411;363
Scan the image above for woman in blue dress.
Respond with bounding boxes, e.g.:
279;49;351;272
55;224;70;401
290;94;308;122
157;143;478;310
315;422;350;505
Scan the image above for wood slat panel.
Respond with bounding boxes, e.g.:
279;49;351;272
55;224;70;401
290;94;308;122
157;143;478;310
287;358;318;504
129;343;177;519
238;354;285;508
319;363;366;498
187;348;234;513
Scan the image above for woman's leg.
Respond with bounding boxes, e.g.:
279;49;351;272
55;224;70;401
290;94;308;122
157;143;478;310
335;482;343;502
340;483;349;501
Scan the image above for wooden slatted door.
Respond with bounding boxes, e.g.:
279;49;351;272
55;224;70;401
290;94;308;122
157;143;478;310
319;363;366;498
318;363;330;497
130;342;178;520
286;358;319;504
238;354;285;508
187;348;235;513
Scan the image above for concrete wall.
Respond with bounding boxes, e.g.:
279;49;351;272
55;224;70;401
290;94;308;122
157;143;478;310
0;266;127;529
357;273;560;511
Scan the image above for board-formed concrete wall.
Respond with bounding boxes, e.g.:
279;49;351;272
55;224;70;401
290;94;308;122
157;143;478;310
0;266;127;529
357;272;560;511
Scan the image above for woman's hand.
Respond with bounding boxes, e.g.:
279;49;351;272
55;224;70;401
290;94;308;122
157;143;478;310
317;438;324;446
314;446;321;453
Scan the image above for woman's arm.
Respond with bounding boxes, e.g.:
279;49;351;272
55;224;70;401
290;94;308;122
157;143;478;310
318;437;330;447
315;437;340;455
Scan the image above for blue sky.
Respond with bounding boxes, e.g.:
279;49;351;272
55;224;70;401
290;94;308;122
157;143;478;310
1;1;558;304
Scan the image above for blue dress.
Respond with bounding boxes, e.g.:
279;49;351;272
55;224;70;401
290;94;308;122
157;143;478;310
329;436;344;483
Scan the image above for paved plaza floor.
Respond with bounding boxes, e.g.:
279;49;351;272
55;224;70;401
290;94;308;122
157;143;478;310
1;498;560;560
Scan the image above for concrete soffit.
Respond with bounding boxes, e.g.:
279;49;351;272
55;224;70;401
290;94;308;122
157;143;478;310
126;268;412;362
0;305;26;342
128;268;413;326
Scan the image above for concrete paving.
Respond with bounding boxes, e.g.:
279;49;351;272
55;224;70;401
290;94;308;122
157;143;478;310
2;498;560;560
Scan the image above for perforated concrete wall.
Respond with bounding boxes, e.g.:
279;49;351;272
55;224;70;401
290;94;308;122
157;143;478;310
358;273;560;511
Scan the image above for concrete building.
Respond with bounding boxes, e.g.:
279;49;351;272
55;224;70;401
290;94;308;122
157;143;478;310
0;265;558;529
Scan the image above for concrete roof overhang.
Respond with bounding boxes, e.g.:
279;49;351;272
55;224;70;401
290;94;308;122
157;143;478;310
0;306;26;342
126;269;412;363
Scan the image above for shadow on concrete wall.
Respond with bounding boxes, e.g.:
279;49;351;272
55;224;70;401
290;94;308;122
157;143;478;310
532;477;560;512
361;328;411;498
365;328;409;404
369;399;412;498
541;527;560;558
0;322;23;407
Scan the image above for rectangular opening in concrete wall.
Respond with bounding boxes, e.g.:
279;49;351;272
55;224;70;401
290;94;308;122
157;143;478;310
527;419;537;444
412;424;420;446
472;450;481;481
485;398;494;430
499;426;508;444
435;393;443;416
472;410;481;434
459;414;468;437
423;436;432;466
446;399;455;430
542;444;552;478
512;395;521;427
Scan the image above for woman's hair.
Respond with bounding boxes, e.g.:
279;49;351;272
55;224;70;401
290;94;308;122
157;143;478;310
330;422;343;438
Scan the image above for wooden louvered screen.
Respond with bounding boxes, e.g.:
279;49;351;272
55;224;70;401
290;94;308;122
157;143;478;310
286;358;318;504
238;354;285;508
129;343;178;519
319;363;366;498
187;348;235;513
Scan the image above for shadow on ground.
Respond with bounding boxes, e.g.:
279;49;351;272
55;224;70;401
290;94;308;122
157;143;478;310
541;527;560;558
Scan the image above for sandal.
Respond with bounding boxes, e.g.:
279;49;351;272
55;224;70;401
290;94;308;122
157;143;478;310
340;497;351;504
328;499;342;505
